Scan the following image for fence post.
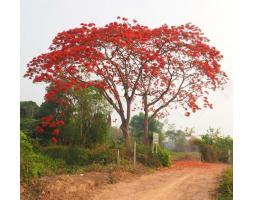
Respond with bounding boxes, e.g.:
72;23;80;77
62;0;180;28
134;141;136;167
117;149;120;166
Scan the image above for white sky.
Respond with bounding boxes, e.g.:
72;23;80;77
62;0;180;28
20;0;233;136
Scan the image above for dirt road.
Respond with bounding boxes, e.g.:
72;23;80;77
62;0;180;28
22;161;228;200
90;161;228;200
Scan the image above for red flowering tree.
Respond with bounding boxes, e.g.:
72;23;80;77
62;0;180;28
25;18;152;146
135;24;228;144
25;17;227;146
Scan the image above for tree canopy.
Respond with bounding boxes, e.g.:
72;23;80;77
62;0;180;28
25;17;228;145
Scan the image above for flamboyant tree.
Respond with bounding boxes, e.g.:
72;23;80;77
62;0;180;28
134;24;228;144
25;17;153;146
25;17;227;146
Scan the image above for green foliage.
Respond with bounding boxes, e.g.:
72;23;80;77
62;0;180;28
20;101;40;139
36;101;59;119
158;147;171;167
217;168;233;200
41;145;116;166
20;117;39;138
20;101;39;118
199;144;218;162
136;144;171;167
87;113;109;146
88;146;116;165
130;112;163;143
20;131;62;182
195;128;233;163
66;147;89;165
108;127;124;145
33;87;111;146
20;130;37;182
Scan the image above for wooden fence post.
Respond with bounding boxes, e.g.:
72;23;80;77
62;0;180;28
134;141;136;167
117;149;120;166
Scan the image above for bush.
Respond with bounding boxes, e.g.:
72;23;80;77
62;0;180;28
200;144;218;162
88;146;116;165
136;144;171;167
40;145;68;159
158;147;171;167
20;118;39;138
66;147;90;165
20;131;63;182
195;131;233;163
41;145;116;166
21;130;35;182
217;168;233;200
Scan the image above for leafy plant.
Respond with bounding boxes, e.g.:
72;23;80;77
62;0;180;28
158;147;171;167
217;168;233;200
136;144;171;167
20;131;63;182
194;129;233;163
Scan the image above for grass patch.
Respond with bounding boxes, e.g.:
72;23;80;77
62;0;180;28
217;167;233;200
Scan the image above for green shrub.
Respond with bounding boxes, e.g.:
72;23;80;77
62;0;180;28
88;146;116;165
41;145;68;159
136;144;171;167
41;145;115;166
20;131;63;182
196;131;233;163
20;118;39;138
66;146;89;165
158;147;171;167
20;131;35;182
200;144;218;162
217;168;233;200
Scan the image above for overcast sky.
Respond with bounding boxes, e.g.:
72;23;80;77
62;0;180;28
21;0;233;136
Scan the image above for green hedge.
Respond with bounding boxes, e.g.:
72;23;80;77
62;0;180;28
40;144;171;168
40;145;116;166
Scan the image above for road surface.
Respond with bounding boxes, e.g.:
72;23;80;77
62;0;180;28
90;162;227;200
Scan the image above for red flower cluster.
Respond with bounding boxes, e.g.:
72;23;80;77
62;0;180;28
52;129;60;136
35;114;65;144
52;137;58;144
35;126;44;134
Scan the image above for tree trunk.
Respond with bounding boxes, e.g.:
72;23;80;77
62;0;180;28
143;94;149;145
120;121;131;150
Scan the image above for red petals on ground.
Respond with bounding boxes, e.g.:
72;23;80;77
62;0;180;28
172;161;211;169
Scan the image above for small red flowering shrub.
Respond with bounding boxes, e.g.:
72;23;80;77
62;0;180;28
35;114;65;144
